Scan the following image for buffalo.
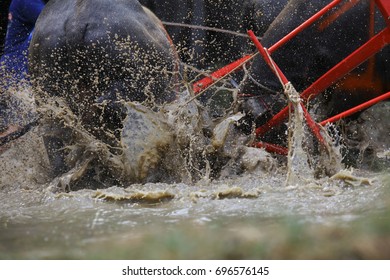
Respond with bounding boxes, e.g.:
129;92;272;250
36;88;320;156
28;0;180;176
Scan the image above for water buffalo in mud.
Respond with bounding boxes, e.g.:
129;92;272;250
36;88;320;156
139;0;288;68
28;0;180;178
239;0;390;165
22;0;285;191
29;0;178;124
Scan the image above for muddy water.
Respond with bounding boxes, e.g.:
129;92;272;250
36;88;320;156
1;89;390;259
0;128;389;259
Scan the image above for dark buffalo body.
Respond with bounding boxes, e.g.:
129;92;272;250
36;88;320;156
29;0;178;118
28;0;180;175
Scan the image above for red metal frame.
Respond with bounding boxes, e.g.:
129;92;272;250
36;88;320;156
247;30;326;147
256;27;390;136
192;0;346;94
190;0;390;155
255;5;390;137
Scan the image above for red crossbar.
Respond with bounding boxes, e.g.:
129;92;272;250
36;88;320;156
376;0;390;26
252;141;288;156
269;0;343;54
320;91;390;125
192;54;253;94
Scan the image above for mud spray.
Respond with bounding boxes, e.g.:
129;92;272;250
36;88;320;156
0;69;389;259
284;82;343;186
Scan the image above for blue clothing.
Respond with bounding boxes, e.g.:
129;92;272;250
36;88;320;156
0;0;45;87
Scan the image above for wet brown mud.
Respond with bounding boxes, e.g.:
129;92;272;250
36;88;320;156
0;82;389;260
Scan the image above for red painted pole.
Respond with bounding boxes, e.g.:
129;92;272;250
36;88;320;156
256;27;390;137
247;30;289;85
301;105;325;146
268;0;343;54
248;30;326;146
253;141;288;156
375;0;390;26
320;91;390;126
192;54;254;94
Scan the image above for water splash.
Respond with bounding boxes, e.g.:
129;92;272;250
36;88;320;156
285;83;313;185
285;82;343;186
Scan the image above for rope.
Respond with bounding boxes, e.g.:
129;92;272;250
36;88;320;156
180;53;258;108
161;21;260;39
242;63;279;95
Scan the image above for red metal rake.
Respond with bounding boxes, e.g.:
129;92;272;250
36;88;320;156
190;0;390;155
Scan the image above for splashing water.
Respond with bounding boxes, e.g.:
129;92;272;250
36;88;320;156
284;82;343;186
0;67;388;260
285;82;314;185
